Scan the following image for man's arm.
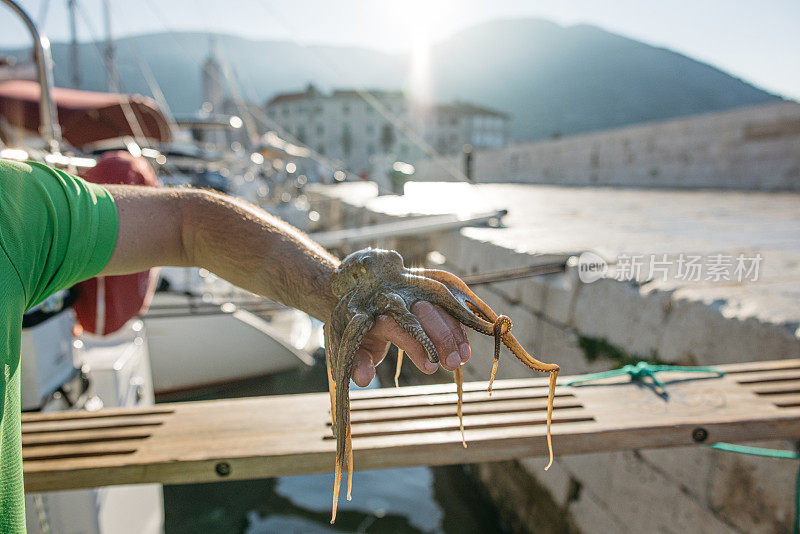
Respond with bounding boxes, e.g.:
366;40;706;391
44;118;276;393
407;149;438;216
100;185;470;386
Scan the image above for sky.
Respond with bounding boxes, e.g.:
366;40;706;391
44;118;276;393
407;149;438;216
1;0;798;100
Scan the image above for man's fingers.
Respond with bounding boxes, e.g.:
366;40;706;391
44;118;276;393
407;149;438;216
352;349;376;387
356;302;472;379
373;315;439;374
410;301;464;372
440;310;470;363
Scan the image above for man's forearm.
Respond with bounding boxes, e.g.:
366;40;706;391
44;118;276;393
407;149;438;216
180;189;340;321
102;185;340;322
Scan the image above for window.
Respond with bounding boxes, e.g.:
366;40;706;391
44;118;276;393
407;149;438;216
380;124;395;152
342;124;353;156
366;123;375;135
367;144;375;155
297;125;306;143
317;124;324;136
317;145;325;155
343;104;350;114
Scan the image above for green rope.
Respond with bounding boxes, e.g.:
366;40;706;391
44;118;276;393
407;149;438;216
564;361;725;388
709;443;800;534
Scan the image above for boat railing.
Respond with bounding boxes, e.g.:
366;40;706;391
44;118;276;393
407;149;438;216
1;0;61;153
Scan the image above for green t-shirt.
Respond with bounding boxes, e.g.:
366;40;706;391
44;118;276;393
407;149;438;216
0;160;118;533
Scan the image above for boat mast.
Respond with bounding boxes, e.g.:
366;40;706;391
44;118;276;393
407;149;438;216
68;0;80;88
102;0;119;92
0;0;61;152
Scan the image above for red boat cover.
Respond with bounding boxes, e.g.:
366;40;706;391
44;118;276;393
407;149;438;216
74;151;159;335
0;80;171;148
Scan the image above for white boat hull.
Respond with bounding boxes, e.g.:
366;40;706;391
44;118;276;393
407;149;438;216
144;306;313;394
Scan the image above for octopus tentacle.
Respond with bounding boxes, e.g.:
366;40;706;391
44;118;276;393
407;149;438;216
454;365;466;447
416;268;559;470
381;292;440;364
330;313;374;524
394;347;404;387
403;273;494;335
324;323;337;431
489;315;513;394
417;268;499;322
499;332;559;470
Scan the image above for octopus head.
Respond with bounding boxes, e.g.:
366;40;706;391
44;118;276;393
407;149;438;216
330;248;405;298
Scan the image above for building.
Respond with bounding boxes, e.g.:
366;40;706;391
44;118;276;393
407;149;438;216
264;84;509;175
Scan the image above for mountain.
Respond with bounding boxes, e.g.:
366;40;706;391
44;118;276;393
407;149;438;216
427;19;781;139
1;19;782;141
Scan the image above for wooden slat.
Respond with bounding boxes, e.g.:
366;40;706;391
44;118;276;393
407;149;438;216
734;369;800;384
715;359;800;374
750;381;800;395
350;377;554;398
21;358;800;493
21;407;174;423
23;427;155;446
22;415;167;434
350;387;571;410
766;393;800;408
348;398;583;424
341;407;592;440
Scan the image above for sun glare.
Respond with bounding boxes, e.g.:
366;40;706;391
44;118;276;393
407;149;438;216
409;38;432;103
383;0;458;49
382;0;455;104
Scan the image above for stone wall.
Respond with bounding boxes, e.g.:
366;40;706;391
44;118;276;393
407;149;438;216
430;233;799;534
413;101;800;191
306;186;800;534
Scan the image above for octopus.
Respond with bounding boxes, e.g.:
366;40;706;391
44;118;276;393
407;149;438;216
325;248;560;523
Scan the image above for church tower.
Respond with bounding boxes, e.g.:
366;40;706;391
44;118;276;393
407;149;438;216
201;36;224;114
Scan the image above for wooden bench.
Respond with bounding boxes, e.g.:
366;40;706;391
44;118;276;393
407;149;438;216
22;358;800;493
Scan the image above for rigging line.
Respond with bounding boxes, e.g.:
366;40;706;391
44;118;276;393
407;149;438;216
191;0;369;184
207;20;403;195
142;0;372;188
36;0;51;27
139;0;416;198
236;82;376;186
215;49;263;143
133;53;178;133
193;7;261;142
250;0;473;184
72;0;191;183
72;0;151;147
139;0;386;196
101;4;178;133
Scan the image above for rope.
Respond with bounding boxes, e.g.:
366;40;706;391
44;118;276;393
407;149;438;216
564;361;725;388
709;443;800;534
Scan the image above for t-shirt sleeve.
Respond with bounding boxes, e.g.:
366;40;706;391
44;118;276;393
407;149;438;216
0;159;119;310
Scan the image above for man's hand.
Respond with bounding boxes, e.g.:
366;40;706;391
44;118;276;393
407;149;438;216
351;301;471;387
